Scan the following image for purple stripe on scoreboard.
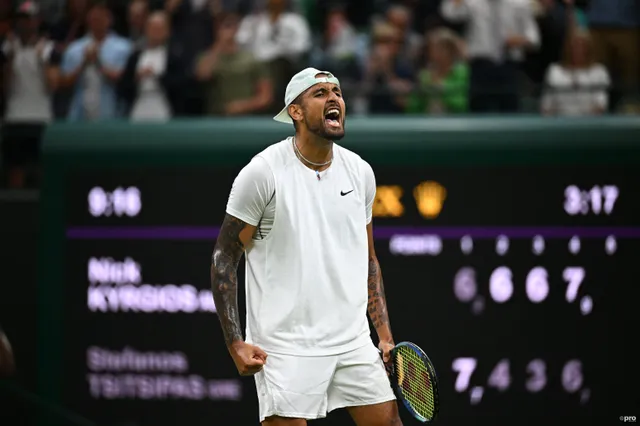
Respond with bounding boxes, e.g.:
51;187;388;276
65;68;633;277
65;226;640;240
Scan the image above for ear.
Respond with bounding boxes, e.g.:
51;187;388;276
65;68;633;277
288;103;304;124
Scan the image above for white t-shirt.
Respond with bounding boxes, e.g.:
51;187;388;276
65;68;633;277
541;63;610;116
2;39;54;122
226;137;376;356
131;46;172;121
235;12;311;62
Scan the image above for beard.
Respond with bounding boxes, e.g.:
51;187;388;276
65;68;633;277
304;115;346;141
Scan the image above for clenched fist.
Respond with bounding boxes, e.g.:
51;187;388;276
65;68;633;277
229;341;267;376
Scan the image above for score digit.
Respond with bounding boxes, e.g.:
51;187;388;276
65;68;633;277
88;186;142;218
564;185;619;216
452;357;477;392
487;359;511;392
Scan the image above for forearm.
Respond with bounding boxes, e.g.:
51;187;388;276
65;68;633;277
195;52;219;81
211;250;244;347
367;255;393;342
228;96;268;115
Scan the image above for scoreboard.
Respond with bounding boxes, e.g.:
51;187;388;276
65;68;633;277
40;118;639;426
60;164;636;426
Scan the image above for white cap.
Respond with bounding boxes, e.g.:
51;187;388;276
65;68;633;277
273;67;340;124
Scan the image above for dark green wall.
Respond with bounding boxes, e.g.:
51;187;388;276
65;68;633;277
37;116;640;424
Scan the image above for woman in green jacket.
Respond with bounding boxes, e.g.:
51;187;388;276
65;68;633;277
407;28;469;114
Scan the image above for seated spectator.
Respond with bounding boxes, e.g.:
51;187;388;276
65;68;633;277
195;13;273;116
1;1;59;188
310;4;360;82
363;22;414;114
59;2;132;121
118;11;185;121
236;0;310;113
406;28;469;114
127;0;149;48
541;29;610;116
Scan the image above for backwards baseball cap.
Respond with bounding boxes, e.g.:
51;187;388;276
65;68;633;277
273;67;340;124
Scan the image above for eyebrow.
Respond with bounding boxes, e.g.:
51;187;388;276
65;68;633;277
314;86;341;94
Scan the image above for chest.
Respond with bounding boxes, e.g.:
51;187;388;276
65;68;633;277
276;162;365;235
552;68;600;89
137;49;167;73
215;53;255;78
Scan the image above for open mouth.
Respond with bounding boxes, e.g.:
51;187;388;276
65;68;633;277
324;108;341;128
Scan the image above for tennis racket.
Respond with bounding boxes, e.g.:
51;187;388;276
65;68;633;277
382;341;439;423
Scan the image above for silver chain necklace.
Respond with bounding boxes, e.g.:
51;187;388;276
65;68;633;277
292;137;333;167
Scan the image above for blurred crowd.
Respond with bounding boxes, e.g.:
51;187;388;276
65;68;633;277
0;0;638;187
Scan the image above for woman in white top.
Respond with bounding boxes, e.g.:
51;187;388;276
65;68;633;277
541;29;610;116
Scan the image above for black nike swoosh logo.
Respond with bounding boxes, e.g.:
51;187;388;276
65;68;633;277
340;190;354;196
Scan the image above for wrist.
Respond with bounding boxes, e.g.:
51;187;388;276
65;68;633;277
228;338;244;351
378;334;394;345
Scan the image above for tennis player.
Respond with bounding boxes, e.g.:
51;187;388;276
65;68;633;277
211;68;402;426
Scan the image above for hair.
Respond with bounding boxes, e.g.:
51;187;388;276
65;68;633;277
89;0;109;11
561;29;595;68
427;27;463;62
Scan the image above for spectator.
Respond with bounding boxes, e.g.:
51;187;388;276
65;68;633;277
384;4;422;65
127;0;149;48
164;0;217;116
1;1;59;188
541;29;610;116
587;0;639;109
525;0;584;87
406;27;469;114
236;0;311;113
363;22;414;114
59;2;132;121
49;0;89;49
48;0;90;118
441;0;540;113
195;13;273;116
310;4;360;81
118;11;186;120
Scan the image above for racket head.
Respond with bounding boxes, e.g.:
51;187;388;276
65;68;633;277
389;341;439;423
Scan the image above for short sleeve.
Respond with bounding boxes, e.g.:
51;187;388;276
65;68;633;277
226;156;275;226
363;160;376;225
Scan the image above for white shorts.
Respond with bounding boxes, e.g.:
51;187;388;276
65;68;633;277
254;342;396;422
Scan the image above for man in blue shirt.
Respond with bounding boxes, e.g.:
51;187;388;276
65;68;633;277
60;2;132;121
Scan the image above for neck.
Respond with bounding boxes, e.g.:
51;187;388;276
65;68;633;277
294;131;333;169
19;33;37;44
92;32;107;42
221;43;237;54
269;9;283;21
433;61;453;75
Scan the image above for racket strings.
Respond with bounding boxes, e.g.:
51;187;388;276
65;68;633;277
394;346;436;418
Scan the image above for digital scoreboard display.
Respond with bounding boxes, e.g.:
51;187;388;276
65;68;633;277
63;165;635;426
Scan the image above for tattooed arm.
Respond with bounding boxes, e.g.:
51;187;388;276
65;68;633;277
366;222;394;348
211;213;267;375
